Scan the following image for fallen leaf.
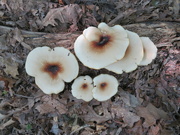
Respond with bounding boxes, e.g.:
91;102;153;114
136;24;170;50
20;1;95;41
42;4;82;32
35;95;67;114
148;125;160;135
0;34;9;52
27;98;35;109
111;107;140;127
8;0;24;11
119;90;141;107
0;76;15;96
82;105;111;124
136;103;168;128
0;54;19;78
12;28;32;50
173;0;179;17
126;120;144;135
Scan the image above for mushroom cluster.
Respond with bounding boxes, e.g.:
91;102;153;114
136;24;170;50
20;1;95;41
25;46;79;94
71;74;118;102
74;22;157;74
74;22;129;69
25;22;157;102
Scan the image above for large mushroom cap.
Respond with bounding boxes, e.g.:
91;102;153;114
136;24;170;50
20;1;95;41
138;37;157;65
105;30;144;74
25;46;79;94
74;22;129;69
92;74;119;101
35;73;65;94
71;76;93;102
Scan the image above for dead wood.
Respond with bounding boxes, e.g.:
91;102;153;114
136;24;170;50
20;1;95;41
0;21;179;50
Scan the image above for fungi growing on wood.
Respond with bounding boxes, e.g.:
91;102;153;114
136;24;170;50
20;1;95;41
74;22;129;69
105;30;144;74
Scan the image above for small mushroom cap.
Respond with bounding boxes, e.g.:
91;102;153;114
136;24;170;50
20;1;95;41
71;76;93;102
83;27;101;42
138;37;157;65
74;22;129;69
25;46;79;94
92;74;118;101
105;30;144;74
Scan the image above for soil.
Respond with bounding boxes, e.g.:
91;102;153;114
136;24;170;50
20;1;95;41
0;0;179;135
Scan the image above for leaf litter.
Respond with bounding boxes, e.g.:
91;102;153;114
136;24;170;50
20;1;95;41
42;4;82;32
35;95;67;114
0;0;179;134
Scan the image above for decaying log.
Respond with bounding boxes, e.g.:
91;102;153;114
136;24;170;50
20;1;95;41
0;21;179;50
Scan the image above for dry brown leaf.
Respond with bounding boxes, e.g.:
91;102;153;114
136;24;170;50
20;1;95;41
12;28;32;50
119;90;141;107
0;54;19;78
173;0;180;17
27;98;35;109
111;107;140;127
42;4;82;32
165;56;179;77
0;76;15;96
82;105;111;124
126;120;144;135
8;0;24;11
35;95;67;114
148;125;160;135
0;34;9;52
136;103;168;128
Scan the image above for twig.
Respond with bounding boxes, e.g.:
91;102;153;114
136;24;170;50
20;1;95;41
70;124;91;135
13;93;34;99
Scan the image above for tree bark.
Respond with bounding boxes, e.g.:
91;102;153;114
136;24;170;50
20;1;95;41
0;21;179;50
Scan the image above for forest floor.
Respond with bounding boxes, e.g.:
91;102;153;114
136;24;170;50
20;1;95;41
0;0;179;135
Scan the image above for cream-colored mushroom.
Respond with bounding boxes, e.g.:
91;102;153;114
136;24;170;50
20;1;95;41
74;22;129;69
71;76;93;102
25;46;79;94
92;74;118;101
138;37;157;65
105;30;144;74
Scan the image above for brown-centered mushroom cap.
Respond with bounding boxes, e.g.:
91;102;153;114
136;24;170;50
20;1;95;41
71;76;93;102
74;22;129;69
92;74;119;101
25;46;79;94
105;30;144;74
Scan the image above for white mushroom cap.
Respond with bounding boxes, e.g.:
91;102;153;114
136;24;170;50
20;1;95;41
138;37;157;65
105;30;144;74
35;73;65;94
25;46;79;94
83;27;101;42
92;74;118;101
71;76;93;102
74;22;129;69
